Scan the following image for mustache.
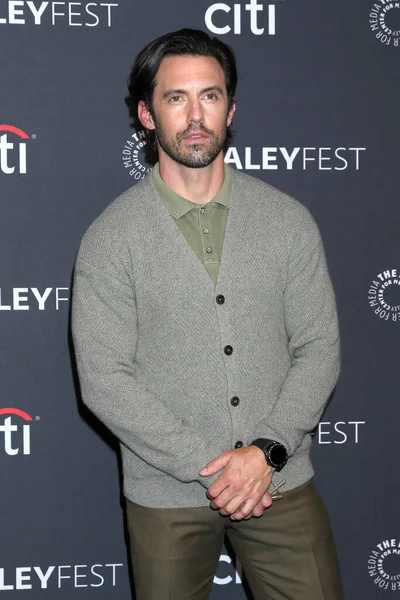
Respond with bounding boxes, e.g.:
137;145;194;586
177;123;215;142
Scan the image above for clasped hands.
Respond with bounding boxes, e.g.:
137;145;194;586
199;446;274;521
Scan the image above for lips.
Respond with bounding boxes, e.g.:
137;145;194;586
184;133;208;140
184;133;208;142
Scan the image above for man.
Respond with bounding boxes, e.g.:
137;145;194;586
72;29;344;600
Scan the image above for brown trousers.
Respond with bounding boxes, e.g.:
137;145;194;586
126;479;344;600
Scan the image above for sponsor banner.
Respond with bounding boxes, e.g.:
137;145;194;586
0;563;123;590
312;421;366;445
368;539;400;591
205;0;280;36
0;1;118;27
0;288;69;311
368;269;400;322
369;1;400;47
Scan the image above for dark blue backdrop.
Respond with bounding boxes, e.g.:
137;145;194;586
1;0;399;597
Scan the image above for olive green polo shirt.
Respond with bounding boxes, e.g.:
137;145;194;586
151;162;232;287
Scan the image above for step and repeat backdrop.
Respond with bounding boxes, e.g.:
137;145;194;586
1;0;399;598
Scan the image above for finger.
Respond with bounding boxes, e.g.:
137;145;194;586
233;490;272;520
207;475;231;500
260;492;273;509
250;503;265;518
215;492;247;516
207;465;239;499
200;451;232;477
209;486;239;510
230;497;259;520
207;470;246;512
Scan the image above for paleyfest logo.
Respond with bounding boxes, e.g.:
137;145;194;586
0;287;69;310
122;131;366;180
368;269;400;322
0;2;118;27
369;1;400;47
0;563;123;590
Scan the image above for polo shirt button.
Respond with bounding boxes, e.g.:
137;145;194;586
216;294;225;305
224;345;233;355
234;441;243;449
206;247;213;253
230;396;240;407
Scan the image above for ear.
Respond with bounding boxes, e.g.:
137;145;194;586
227;100;236;127
138;100;155;131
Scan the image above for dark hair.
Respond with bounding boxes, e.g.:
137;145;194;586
125;28;237;165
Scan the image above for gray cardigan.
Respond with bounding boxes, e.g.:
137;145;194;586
71;168;340;508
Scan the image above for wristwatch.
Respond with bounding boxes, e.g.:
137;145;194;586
250;438;288;472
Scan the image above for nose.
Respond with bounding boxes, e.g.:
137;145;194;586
187;99;204;124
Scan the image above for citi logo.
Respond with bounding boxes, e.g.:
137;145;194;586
205;0;279;36
0;125;33;175
0;408;36;456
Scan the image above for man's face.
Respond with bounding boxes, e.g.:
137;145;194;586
140;55;235;168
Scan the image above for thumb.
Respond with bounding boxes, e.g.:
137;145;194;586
200;451;232;476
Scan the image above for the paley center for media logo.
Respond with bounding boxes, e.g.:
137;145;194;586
122;129;152;180
0;408;39;456
369;1;400;47
0;2;118;27
368;539;400;591
0;125;36;175
368;269;400;322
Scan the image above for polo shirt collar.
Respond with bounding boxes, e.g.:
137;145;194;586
151;162;232;219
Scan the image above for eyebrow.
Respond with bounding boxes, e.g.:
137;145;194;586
161;86;225;100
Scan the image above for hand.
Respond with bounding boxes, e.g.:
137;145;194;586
243;491;273;520
199;446;274;520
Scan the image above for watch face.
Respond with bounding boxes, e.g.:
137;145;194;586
269;444;287;466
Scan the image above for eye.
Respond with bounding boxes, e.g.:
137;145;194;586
169;95;182;103
204;92;218;101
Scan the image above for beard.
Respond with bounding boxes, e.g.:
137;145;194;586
153;116;227;169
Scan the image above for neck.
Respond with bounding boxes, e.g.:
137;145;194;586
158;152;225;204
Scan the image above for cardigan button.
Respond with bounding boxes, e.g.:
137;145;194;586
234;441;243;449
216;294;225;305
224;345;233;355
230;396;240;407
